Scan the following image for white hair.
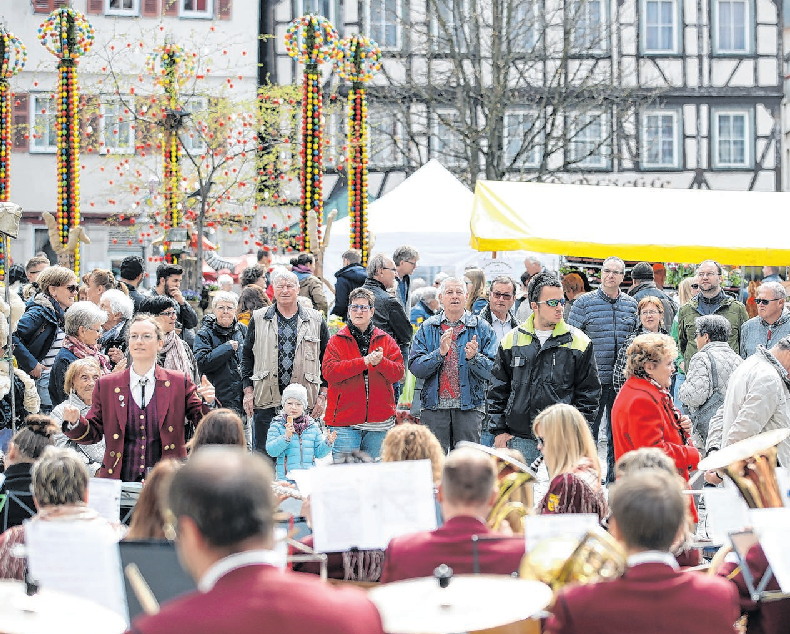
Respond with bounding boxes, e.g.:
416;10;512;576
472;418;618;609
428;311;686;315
761;281;787;301
212;290;239;308
438;277;467;297
217;274;233;287
101;289;134;320
271;267;298;287
65;301;108;336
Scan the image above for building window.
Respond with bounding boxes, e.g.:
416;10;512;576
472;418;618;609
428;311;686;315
568;111;609;168
431;0;470;52
712;110;751;168
368;108;404;167
713;0;750;53
571;0;607;53
642;0;678;53
297;0;334;22
509;1;539;51
503;110;541;168
642;110;681;168
105;0;139;15
101;97;135;155
180;97;209;154
432;110;464;167
180;0;212;18
30;95;57;154
366;0;401;51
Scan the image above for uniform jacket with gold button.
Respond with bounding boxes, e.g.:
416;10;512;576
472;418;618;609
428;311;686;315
62;366;210;480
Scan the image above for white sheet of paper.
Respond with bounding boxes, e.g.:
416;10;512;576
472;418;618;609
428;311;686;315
523;514;599;552
310;460;437;552
25;518;128;624
88;478;122;523
748;508;790;593
289;469;313;498
704;488;750;544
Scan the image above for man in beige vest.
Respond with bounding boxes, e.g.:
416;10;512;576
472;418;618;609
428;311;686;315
241;270;329;454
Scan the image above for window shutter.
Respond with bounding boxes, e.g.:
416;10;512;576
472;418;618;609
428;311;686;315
163;0;179;15
86;0;103;14
53;0;70;7
12;94;29;152
217;0;231;20
142;0;160;16
33;0;54;13
79;96;101;155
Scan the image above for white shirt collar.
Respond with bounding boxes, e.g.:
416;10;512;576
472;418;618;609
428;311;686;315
491;313;511;325
627;550;679;571
198;549;283;592
129;364;156;389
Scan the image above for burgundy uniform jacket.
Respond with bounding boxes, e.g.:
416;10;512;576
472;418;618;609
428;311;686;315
127;564;384;634
380;515;525;583
546;562;740;634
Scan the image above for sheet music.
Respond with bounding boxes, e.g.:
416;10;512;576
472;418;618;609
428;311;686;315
523;514;599;552
310;460;437;552
26;518;128;624
704;488;750;544
748;508;790;593
88;478;122;523
289;469;314;498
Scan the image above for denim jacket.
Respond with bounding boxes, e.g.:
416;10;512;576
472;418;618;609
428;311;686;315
409;310;497;411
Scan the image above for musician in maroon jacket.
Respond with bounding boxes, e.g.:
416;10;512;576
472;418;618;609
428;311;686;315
62;316;214;481
127;447;384;634
546;470;740;634
380;446;524;583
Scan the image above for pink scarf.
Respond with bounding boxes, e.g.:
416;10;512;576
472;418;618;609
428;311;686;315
161;330;193;377
64;335;112;374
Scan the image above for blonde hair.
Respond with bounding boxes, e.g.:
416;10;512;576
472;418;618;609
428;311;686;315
533;404;600;481
64;357;101;394
677;277;696;306
37;266;78;296
637;296;663;315
380;423;444;483
464;268;486;311
624;333;677;380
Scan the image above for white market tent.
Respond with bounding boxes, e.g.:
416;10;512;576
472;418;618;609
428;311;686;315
322;160;479;284
470;180;790;265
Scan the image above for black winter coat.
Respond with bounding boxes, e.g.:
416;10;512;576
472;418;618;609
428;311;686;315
0;462;35;532
331;263;368;318
13;294;65;373
362;277;413;362
194;314;247;416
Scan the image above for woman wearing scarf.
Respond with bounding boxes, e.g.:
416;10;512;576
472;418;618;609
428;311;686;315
48;301;115;407
290;252;328;315
141;296;199;385
13;266;78;413
323;287;404;460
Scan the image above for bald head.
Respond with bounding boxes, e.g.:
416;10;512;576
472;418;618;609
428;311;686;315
169;447;276;549
441;447;497;507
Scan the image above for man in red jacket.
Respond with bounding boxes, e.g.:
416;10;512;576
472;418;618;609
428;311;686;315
380;446;524;582
546;470;740;634
126;447;384;634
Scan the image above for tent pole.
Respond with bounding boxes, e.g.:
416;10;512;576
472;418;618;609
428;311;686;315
492;251;497;259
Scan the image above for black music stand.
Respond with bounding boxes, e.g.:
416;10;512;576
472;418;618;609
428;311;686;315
728;530;790;603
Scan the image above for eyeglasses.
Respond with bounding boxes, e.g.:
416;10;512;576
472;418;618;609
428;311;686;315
602;269;624;276
64;284;79;293
491;292;514;300
129;333;157;342
349;304;371;312
640;310;661;316
405;260;417;266
160;309;178;318
537;298;566;307
698;272;719;278
383;267;397;272
755;298;782;305
690;284;699;289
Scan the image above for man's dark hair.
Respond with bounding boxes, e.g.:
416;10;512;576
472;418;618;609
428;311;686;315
257;248;271;263
527;272;562;306
120;255;145;281
520;270;531;286
156;263;183;285
490;275;517;296
610;469;685;551
168;447;276;549
240;264;266;287
140;295;178;315
8;264;27;286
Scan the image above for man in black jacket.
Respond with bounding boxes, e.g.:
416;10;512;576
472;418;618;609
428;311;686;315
119;255;148;313
150;263;199;332
331;249;368;319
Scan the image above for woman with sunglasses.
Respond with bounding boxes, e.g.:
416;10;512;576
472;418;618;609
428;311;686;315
13;266;79;413
533;403;608;522
612;296;667;393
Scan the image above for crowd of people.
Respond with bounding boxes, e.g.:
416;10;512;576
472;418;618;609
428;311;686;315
0;247;787;634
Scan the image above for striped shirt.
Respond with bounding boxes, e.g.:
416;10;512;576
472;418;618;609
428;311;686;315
41;328;65;372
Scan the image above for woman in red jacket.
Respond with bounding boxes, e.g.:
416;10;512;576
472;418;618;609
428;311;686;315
323;287;405;459
611;332;699;520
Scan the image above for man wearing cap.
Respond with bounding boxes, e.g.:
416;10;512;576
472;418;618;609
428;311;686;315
628;262;675;331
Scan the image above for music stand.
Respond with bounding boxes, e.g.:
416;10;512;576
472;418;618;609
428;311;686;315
728;530;790;603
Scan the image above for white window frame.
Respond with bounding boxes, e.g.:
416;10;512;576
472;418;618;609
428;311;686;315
297;0;335;23
365;0;402;51
105;0;140;16
503;109;541;169
368;107;405;167
571;0;608;54
508;0;539;51
180;0;213;19
432;109;464;168
712;109;752;169
180;97;209;154
430;0;471;52
641;109;682;169
641;0;680;54
100;96;136;155
712;0;751;54
30;94;57;154
567;111;610;169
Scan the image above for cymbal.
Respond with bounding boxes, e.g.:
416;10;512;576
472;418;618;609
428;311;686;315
698;428;790;471
369;575;552;634
457;442;537;480
0;580;126;634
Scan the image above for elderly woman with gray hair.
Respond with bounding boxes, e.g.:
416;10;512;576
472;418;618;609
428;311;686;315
48;301;117;407
194;291;247;417
679;314;743;447
98;288;135;368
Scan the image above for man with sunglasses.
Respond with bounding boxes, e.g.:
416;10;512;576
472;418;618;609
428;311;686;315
393;245;420;310
489;272;601;464
739;281;790;358
479;276;518;345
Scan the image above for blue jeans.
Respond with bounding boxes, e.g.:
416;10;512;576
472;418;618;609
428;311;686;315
36;372;52;413
591;383;616;483
330;426;387;460
673;372;688;415
506;436;540;466
480;430;495;447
